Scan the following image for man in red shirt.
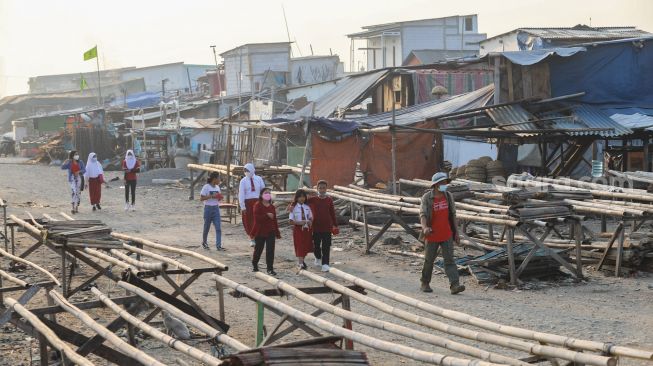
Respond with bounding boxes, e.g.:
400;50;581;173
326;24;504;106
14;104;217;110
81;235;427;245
419;172;465;294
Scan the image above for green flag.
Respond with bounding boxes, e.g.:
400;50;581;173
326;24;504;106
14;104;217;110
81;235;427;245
83;46;97;61
80;75;88;91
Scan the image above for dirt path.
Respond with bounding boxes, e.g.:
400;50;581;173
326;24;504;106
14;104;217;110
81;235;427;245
0;162;651;365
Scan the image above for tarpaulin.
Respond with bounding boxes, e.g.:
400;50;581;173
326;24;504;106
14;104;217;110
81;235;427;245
310;133;360;187
549;39;653;108
501;47;586;66
361;122;443;186
412;70;493;104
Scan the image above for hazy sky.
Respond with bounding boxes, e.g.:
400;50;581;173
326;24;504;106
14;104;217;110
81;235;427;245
1;0;651;97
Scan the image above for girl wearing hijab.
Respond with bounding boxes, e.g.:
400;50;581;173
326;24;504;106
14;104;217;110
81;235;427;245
84;152;105;211
238;163;265;247
122;150;140;211
200;172;224;250
251;187;280;275
289;189;313;270
61;150;86;214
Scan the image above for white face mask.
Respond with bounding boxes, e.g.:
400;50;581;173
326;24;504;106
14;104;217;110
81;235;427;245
91;156;97;162
245;171;252;178
73;155;79;160
438;184;448;192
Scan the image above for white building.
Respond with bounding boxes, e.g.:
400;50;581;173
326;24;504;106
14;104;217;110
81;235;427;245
479;26;651;56
121;62;213;95
220;42;292;96
347;15;486;71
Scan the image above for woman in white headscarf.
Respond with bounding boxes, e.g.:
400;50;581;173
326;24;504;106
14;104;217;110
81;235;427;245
122;150;141;211
84;152;105;211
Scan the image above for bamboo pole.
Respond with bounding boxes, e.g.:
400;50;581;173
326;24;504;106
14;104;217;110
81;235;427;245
25;212;44;229
255;272;530;366
109;249;167;272
0;247;60;286
111;233;227;270
331;189;419;209
49;290;166;366
4;297;94;366
342;184;421;204
59;212;75;221
300;270;616;366
349;219;417;232
91;287;223;366
564;199;645;217
456;202;508;215
83;248;134;271
211;274;500;366
328;192;420;214
122;244;193;273
512;179;653;203
9;214;43;238
0;269;29;287
461;199;510;210
116;281;248;351
456;212;519;227
329;268;649;361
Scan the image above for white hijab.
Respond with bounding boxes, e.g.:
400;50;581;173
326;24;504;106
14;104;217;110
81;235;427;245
85;152;103;178
244;163;255;175
125;150;137;170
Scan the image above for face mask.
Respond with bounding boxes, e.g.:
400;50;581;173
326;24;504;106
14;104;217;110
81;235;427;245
318;191;327;197
92;157;97;162
438;184;448;192
262;193;272;201
245;171;252;178
73;155;79;160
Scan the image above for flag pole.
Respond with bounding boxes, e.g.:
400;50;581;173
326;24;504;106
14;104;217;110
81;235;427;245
95;46;102;106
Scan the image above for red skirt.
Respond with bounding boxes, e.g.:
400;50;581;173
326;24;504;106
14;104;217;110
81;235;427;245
88;177;102;204
242;198;258;239
293;225;313;257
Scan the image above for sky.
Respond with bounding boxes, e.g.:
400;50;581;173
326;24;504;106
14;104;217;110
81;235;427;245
0;0;651;97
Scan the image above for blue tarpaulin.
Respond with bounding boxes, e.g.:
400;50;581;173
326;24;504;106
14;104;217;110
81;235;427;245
110;92;161;109
265;117;360;134
548;38;653;109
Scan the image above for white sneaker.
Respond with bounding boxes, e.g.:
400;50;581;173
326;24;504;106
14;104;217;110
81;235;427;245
130;204;135;212
321;264;330;272
314;258;321;266
250;240;255;247
124;203;130;211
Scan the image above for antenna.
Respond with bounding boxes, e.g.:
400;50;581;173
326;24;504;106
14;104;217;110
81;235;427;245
282;4;293;57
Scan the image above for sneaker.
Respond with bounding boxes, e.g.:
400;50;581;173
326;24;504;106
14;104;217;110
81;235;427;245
321;264;330;272
92;205;97;211
216;246;226;251
124;203;130;211
300;262;308;270
250;240;255;247
201;243;209;250
130;204;136;212
252;264;259;272
96;204;102;210
267;269;277;276
450;284;466;295
420;282;433;293
314;257;321;266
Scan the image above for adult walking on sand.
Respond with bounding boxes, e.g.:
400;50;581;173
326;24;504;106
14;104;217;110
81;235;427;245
122;150;140;211
238;163;265;247
61;150;85;214
200;172;225;251
84;152;105;211
251;187;280;276
308;180;338;272
419;172;465;295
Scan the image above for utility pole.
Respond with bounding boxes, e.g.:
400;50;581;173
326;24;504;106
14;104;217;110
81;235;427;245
210;45;223;102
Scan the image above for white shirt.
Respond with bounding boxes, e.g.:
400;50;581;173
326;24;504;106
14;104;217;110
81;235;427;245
238;175;265;209
289;203;313;223
200;184;222;206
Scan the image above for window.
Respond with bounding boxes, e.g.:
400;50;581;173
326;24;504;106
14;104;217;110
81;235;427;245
394;91;401;103
464;17;473;32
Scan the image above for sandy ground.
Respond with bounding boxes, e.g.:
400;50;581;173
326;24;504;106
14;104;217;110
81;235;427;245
0;161;652;365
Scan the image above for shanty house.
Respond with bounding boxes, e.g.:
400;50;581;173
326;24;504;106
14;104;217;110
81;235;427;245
347;15;486;71
289;55;344;86
479;25;651;55
221;42;292;96
121;62;213;97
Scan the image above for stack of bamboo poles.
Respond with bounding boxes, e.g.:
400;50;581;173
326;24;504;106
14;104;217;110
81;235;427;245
188;163;293;176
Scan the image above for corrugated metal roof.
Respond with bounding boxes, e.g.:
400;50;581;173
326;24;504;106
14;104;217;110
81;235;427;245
566;104;632;137
520;27;650;40
291;70;390;118
610;111;653;131
484;103;631;137
351;84;494;126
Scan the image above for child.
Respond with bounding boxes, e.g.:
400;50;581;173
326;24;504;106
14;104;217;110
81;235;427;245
61;150;86;214
289;189;313;270
251;188;280;275
308;180;338;272
238;163;265;247
84;152;105;211
200;172;225;251
122;150;140;211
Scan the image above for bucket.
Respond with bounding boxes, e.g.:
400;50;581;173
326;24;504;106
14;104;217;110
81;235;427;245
591;160;604;177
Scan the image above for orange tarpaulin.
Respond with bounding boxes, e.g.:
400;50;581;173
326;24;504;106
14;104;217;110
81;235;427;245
311;133;360;187
361;123;442;186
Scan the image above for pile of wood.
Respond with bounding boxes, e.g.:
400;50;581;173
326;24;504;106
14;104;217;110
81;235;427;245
450;157;506;183
41;219;121;247
26;132;66;164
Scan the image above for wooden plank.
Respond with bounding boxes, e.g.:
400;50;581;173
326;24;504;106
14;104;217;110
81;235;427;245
597;222;623;270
